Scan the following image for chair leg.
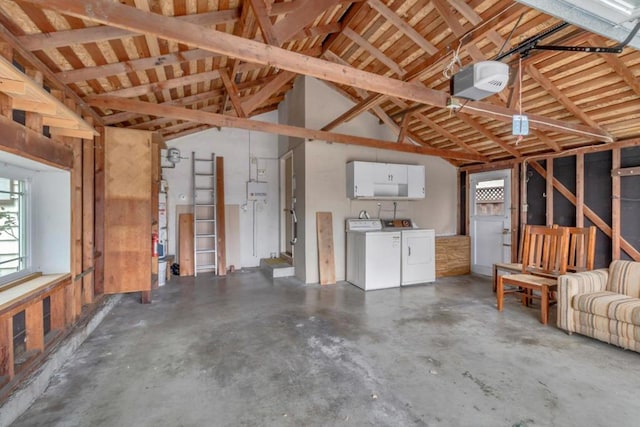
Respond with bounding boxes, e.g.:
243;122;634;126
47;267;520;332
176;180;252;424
492;265;498;293
540;285;549;325
497;276;504;311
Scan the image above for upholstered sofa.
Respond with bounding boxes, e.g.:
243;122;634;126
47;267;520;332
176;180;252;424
558;260;640;352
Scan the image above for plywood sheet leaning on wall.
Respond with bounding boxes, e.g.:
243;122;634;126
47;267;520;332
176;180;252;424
316;212;336;285
435;235;471;278
102;127;152;294
179;213;195;276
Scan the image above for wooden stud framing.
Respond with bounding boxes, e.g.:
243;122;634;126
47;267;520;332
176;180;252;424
576;153;584;228
611;148;621;260
529;161;640;261
0;315;14;379
546;158;553;227
25;301;44;352
82;130;95;305
511;164;520;263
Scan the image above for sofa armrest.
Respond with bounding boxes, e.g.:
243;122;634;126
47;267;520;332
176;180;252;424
557;269;609;332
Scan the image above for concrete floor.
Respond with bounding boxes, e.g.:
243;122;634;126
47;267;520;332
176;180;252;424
11;270;640;427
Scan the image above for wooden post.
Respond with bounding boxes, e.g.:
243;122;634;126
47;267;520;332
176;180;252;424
94;127;105;295
82;119;95;305
50;288;66;331
511;164;520;262
316;212;336;285
0;315;14;379
25;301;45;352
612;148;621;260
520;161;528;247
179;213;195;276
546;158;553;226
0;42;12;119
25;68;43;132
576;153;584;228
72;136;83;317
216;156;227;276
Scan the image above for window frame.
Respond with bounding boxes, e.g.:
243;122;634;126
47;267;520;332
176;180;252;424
0;169;33;288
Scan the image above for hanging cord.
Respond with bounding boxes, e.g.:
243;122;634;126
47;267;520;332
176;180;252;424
443;42;463;79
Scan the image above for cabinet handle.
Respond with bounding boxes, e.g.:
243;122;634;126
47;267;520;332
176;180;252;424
408;246;411;256
355;185;358;193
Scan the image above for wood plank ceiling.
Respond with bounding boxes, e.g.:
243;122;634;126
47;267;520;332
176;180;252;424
0;0;638;166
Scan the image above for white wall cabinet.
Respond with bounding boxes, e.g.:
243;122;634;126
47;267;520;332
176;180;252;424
347;161;425;199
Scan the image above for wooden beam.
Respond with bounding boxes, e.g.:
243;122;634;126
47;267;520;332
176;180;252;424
271;0;341;45
0;22;103;125
366;0;437;55
413;111;487;158
342;27;405;76
530;160;640;261
241;70;296;114
457;113;522;159
448;0;483;25
546;158;553;226
526;64;603;131
396;113;411;144
612;148;620;260
86;95;488;162
321;93;386;131
0;114;73;169
15;5;303;50
219;69;247;118
432;0;466;36
249;0;278;45
592;39;640;98
24;0;448;109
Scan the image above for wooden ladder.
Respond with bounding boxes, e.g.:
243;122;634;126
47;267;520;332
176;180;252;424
191;152;217;276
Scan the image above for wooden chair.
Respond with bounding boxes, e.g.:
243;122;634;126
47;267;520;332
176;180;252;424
565;226;596;272
492;230;524;293
496;225;569;324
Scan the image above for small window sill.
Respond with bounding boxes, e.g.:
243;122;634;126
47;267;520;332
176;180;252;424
0;272;71;316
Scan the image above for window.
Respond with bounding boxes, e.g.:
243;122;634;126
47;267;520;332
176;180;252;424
0;175;30;286
474;178;505;216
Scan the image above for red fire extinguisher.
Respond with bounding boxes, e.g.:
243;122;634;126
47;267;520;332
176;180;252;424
152;231;158;257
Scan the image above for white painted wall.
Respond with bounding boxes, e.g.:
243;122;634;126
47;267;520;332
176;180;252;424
163;111;280;268
299;77;458;284
31;171;70;273
0;152;70;276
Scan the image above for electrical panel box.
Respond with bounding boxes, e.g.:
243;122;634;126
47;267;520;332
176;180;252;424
247;181;268;201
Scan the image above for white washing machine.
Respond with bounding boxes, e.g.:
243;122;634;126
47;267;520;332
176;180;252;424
346;219;401;291
382;220;436;286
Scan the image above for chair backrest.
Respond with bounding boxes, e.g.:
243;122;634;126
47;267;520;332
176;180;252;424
564;226;596;273
520;224;570;277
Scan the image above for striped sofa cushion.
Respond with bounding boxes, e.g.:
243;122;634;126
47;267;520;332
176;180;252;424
608;260;640;297
573;291;640;326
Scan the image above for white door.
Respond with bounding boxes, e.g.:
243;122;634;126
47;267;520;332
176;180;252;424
469;170;511;276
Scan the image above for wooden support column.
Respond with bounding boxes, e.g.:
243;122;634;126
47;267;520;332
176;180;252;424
612;148;621;260
82;119;95;305
216;156;226;276
576;153;584;228
546;158;553;226
72;135;83;317
94;127;105;295
25;301;44;352
520;162;528;241
49;288;66;331
465;172;470;236
0;315;14;380
0;42;12;118
511;164;520;262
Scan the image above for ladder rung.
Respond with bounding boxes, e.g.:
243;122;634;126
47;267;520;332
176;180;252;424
196;264;217;269
195;173;215;176
195;204;216;207
194;158;214;162
196;249;216;253
196;234;216;238
195;187;214;190
196;219;216;222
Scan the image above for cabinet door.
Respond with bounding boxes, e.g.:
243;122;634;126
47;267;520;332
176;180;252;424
347;161;374;197
407;165;425;198
387;164;408;184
